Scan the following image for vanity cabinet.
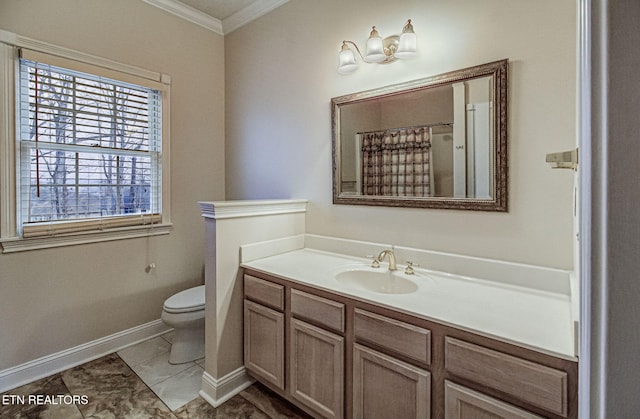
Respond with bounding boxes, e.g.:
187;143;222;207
444;381;543;419
354;308;431;365
352;309;431;418
243;275;285;390
290;318;344;418
444;337;569;417
289;289;345;417
353;344;430;419
242;270;578;419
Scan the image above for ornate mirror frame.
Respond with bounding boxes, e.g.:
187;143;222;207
331;59;508;211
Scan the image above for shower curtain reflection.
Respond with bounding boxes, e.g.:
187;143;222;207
360;126;433;197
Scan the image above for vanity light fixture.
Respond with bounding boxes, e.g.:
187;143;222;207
338;19;417;74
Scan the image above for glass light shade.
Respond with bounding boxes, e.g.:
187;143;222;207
364;27;386;63
395;32;417;59
395;20;417;59
337;44;359;74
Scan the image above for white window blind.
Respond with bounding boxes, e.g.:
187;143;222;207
18;52;163;238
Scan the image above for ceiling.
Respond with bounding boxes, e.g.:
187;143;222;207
143;0;288;35
179;0;259;20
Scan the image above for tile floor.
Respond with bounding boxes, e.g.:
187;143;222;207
0;332;311;418
118;333;206;411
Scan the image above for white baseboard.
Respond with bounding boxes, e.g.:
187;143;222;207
200;367;254;407
0;319;171;393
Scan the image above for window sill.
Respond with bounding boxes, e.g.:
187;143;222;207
0;223;172;253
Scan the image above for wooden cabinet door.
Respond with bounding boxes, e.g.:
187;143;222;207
444;381;543;419
244;299;285;390
353;344;430;419
290;318;344;418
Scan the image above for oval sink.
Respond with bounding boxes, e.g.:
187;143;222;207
335;269;418;294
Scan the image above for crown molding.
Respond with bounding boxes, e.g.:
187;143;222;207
222;0;290;35
142;0;224;35
142;0;289;36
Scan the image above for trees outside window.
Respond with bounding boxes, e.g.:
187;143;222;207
20;60;161;226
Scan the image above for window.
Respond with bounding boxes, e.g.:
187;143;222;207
18;56;162;236
0;34;171;252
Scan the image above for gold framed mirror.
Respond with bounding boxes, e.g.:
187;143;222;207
331;59;508;211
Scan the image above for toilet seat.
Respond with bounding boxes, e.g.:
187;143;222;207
163;285;205;314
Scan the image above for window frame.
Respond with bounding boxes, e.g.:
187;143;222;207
0;30;172;253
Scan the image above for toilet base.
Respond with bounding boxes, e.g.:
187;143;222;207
169;325;205;364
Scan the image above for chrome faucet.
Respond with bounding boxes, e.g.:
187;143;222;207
376;249;397;271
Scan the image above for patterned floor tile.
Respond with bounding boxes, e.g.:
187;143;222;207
173;396;217;418
240;383;312;418
0;374;84;419
61;353;175;418
2;352;313;418
216;394;270;419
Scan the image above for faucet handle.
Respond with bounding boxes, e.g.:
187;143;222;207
405;261;419;275
366;255;380;268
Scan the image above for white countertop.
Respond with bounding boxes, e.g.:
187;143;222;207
241;248;576;360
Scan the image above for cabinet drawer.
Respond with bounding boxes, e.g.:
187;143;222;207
445;337;568;417
291;289;345;333
354;309;431;365
445;381;543;419
244;274;284;311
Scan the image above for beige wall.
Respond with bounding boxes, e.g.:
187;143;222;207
225;0;577;269
0;0;225;370
0;0;577;375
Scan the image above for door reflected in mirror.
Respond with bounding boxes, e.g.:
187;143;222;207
332;60;508;211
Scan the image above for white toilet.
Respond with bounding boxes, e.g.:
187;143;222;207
161;285;205;364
